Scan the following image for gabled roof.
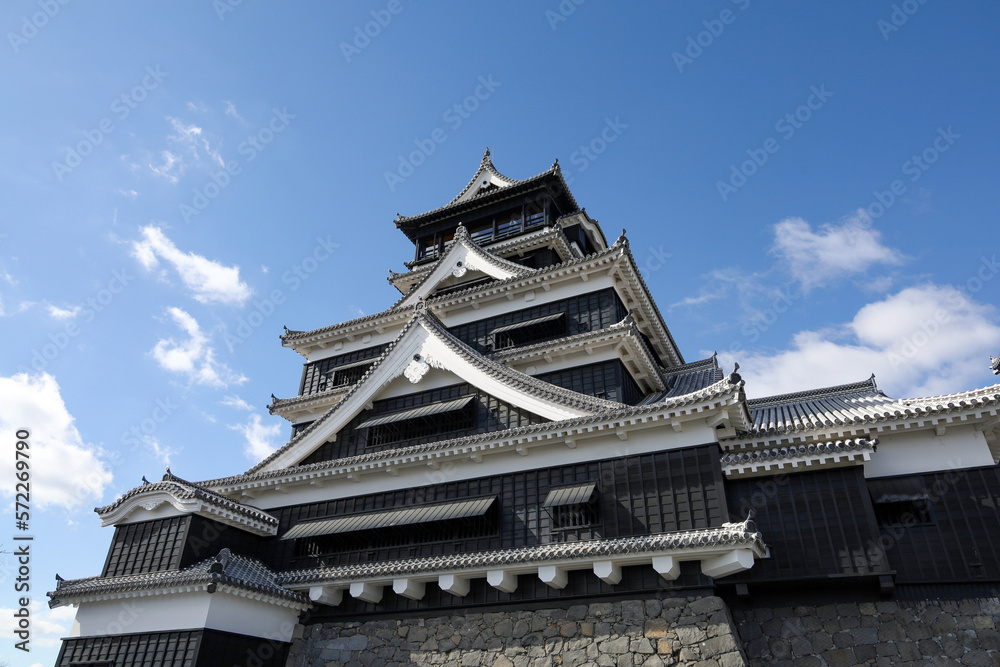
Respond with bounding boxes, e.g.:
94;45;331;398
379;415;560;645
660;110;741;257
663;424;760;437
94;469;278;535
740;376;1000;437
447;148;524;206
394;151;579;235
253;310;624;474
389;224;579;294
203;373;748;492
284;238;684;369
395;223;533;308
48;548;308;610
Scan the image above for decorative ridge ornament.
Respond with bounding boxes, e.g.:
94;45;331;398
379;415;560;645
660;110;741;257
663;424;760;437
991;354;1000;375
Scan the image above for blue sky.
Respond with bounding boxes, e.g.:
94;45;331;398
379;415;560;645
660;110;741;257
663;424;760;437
2;1;999;662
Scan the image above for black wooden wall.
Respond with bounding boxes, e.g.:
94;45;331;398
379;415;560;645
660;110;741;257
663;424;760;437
724;467;890;586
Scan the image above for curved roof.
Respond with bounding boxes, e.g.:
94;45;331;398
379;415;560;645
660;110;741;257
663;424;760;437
94;469;278;533
48;548;308;609
743;377;1000;436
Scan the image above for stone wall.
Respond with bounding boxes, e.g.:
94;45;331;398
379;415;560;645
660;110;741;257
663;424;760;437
286;596;749;667
731;597;1000;666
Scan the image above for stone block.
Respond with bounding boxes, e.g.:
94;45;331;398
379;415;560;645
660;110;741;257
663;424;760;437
630;638;654;654
622;600;645;623
961;649;993;666
688;597;725;615
644;619;669;640
567;605;590;621
644;600;662;619
820;649;856;667
853;644;876;662
674;626;707;646
601;636;630;655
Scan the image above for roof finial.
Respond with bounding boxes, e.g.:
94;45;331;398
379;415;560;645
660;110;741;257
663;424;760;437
551;157;560;171
991;354;1000;375
728;362;742;384
615;228;628;246
482;147;491;164
142;475;149;485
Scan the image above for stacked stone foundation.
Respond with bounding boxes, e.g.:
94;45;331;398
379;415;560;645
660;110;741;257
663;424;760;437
731;596;1000;666
286;596;749;667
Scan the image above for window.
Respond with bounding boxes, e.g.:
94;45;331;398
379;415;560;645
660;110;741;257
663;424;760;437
873;495;933;526
490;312;566;349
543;483;599;529
360;395;476;448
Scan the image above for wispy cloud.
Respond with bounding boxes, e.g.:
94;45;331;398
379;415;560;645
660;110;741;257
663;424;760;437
230;413;282;461
221;394;254;411
771;210;905;291
131;225;252;305
149;149;183;182
47;304;82;320
151;307;246;388
224;100;245;123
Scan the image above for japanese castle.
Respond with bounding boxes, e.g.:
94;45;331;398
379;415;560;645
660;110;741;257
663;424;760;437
50;151;1000;666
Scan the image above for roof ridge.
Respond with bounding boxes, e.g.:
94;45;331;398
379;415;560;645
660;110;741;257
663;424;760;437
746;376;882;407
282;242;624;345
205;375;743;489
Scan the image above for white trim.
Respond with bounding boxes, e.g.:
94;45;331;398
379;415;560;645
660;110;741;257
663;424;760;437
96;489;278;536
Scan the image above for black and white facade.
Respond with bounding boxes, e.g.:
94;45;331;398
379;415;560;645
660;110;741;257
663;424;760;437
49;151;1000;665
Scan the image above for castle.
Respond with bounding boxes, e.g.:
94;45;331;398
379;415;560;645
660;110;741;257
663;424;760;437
50;151;1000;666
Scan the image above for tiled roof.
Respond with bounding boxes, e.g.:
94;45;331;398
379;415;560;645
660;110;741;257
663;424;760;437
743;377;1000;436
203;374;745;489
94;470;278;528
394;152;578;227
658;355;724;399
282;242;624;347
48;549;308;609
252;310;629;474
277;517;766;586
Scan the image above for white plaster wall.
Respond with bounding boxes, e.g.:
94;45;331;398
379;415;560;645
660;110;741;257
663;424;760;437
864;424;995;478
204;593;300;642
72;593;211;637
70;591;300;641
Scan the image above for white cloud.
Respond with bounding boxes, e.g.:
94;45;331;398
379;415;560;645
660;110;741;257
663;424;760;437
118;188;138;199
771;211;905;291
230;414;282;461
725;284;1000;399
152;307;246;388
131;226;252;305
0;372;112;510
167;116;224;167
224;100;245;123
221;395;254;411
140;435;176;466
0;600;76;649
47;304;82;320
149;149;183;182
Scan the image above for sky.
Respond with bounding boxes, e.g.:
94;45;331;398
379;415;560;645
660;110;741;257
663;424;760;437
1;1;999;663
